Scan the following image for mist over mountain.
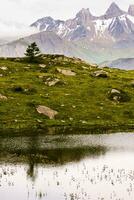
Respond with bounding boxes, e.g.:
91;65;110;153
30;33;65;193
0;20;38;45
0;2;134;69
0;31;93;61
101;58;134;70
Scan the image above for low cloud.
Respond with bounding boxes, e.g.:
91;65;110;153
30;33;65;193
0;21;38;43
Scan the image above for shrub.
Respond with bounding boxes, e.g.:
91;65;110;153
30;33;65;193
25;42;42;63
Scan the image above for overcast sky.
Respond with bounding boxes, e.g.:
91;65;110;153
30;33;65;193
0;0;134;39
1;0;134;24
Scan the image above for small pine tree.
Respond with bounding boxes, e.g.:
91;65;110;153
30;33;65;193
25;42;41;62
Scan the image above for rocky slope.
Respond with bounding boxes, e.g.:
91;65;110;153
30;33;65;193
0;55;134;130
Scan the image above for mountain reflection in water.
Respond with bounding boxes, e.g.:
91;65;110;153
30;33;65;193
0;132;107;178
0;129;134;200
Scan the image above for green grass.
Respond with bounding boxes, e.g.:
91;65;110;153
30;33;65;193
0;55;134;131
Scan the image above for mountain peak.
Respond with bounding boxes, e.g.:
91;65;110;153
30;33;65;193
107;2;121;11
128;5;134;16
37;16;54;23
109;2;119;8
104;2;125;19
76;8;94;20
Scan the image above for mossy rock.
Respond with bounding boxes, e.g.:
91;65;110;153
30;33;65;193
91;70;108;78
108;89;131;102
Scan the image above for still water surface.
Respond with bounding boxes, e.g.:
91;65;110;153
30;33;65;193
0;131;134;200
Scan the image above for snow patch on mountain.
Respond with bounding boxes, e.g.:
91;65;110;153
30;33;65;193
94;18;112;34
127;14;134;23
31;2;134;43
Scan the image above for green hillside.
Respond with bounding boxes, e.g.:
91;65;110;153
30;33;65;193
0;55;134;131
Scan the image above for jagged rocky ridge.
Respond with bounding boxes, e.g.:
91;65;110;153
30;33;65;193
31;2;134;43
0;2;134;68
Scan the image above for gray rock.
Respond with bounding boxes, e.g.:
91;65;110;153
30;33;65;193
57;68;76;76
36;105;58;119
45;78;60;87
39;64;46;68
0;66;7;71
0;94;8;100
111;89;121;94
91;70;108;78
108;89;130;102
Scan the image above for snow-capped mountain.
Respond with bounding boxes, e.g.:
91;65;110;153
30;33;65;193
100;2;126;19
1;2;134;67
128;5;134;16
31;2;134;44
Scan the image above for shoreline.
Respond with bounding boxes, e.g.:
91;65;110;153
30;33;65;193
0;122;134;135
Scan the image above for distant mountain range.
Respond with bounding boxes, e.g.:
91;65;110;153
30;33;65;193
31;2;134;44
0;31;95;61
101;58;134;70
0;2;134;69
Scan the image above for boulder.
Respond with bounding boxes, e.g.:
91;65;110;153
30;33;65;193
57;68;76;76
36;105;58;119
0;94;8;100
39;64;46;68
111;89;120;94
0;66;7;71
91;70;108;78
45;78;60;87
108;89;131;102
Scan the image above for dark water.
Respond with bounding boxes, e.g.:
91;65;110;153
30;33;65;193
0;130;134;200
